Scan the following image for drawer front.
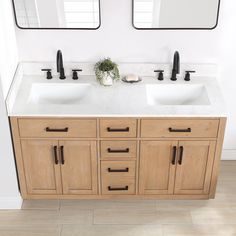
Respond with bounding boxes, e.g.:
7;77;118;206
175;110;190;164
100;119;137;138
18;119;97;138
141;119;219;138
100;141;137;159
101;161;136;177
101;161;136;194
101;177;136;195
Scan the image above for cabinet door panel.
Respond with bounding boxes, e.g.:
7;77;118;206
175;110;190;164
21;140;62;195
175;141;216;195
139;141;177;195
60;141;98;195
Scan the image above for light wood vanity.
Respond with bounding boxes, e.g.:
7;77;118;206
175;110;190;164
10;117;226;200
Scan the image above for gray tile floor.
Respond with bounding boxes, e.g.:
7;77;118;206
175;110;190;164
0;161;236;235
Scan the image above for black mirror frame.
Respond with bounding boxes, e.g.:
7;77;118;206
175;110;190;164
12;0;101;30
132;0;221;30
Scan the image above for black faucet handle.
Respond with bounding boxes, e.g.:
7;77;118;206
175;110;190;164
72;69;83;72
154;70;164;81
72;69;83;80
184;70;196;81
41;69;53;79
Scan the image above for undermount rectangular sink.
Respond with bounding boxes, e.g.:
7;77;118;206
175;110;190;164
146;84;210;106
28;83;91;105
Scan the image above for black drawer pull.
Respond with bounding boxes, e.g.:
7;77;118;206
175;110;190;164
60;146;65;165
107;148;130;153
108;168;129;173
108;186;129;191
53;146;59;165
169;128;191;133
46;127;69;132
107;127;130;132
172;146;177;165
178;146;184;165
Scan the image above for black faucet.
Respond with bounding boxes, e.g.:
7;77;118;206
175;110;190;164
57;50;66;79
170;51;180;81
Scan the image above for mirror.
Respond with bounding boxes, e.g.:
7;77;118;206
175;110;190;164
133;0;220;29
12;0;101;29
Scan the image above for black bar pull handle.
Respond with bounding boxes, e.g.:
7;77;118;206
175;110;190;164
107;127;130;132
108;168;129;173
169;128;191;133
53;146;59;165
178;146;184;165
107;148;130;153
46;127;69;132
172;146;177;165
108;186;129;191
60;146;65;165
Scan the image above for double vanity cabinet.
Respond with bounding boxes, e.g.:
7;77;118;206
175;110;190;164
10;117;226;200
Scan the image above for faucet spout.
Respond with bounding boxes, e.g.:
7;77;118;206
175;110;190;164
57;50;66;79
173;51;180;74
171;51;180;81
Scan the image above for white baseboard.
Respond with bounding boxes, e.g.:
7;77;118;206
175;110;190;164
0;195;22;209
222;149;236;160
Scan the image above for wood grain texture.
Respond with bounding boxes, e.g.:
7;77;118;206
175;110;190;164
174;140;216;195
10;117;28;198
100;140;137;160
100;119;137;138
101;161;136;178
141;119;219;138
18;118;97;138
10;117;225;200
209;117;227;198
21;139;62;195
101;177;136;195
60;141;98;195
139;141;177;195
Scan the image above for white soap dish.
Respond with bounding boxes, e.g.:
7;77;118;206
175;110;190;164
122;77;142;84
122;74;142;83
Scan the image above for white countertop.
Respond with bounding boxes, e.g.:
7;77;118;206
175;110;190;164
6;63;227;117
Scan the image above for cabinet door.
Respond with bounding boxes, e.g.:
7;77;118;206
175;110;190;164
174;141;216;195
139;141;177;194
60;141;98;195
21;140;62;195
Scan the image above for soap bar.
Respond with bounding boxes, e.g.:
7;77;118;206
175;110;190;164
125;74;139;82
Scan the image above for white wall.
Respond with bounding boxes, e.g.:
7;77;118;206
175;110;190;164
15;0;220;63
0;0;19;98
0;79;21;209
218;1;236;151
0;0;22;208
14;0;236;152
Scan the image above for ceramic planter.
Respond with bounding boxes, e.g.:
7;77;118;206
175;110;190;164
101;73;113;86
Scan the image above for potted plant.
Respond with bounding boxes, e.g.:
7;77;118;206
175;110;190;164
94;58;120;86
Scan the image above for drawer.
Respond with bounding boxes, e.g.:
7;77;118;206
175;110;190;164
18;119;97;138
100;119;137;138
101;161;136;177
101;177;136;195
141;119;219;138
100;141;137;159
101;161;136;194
